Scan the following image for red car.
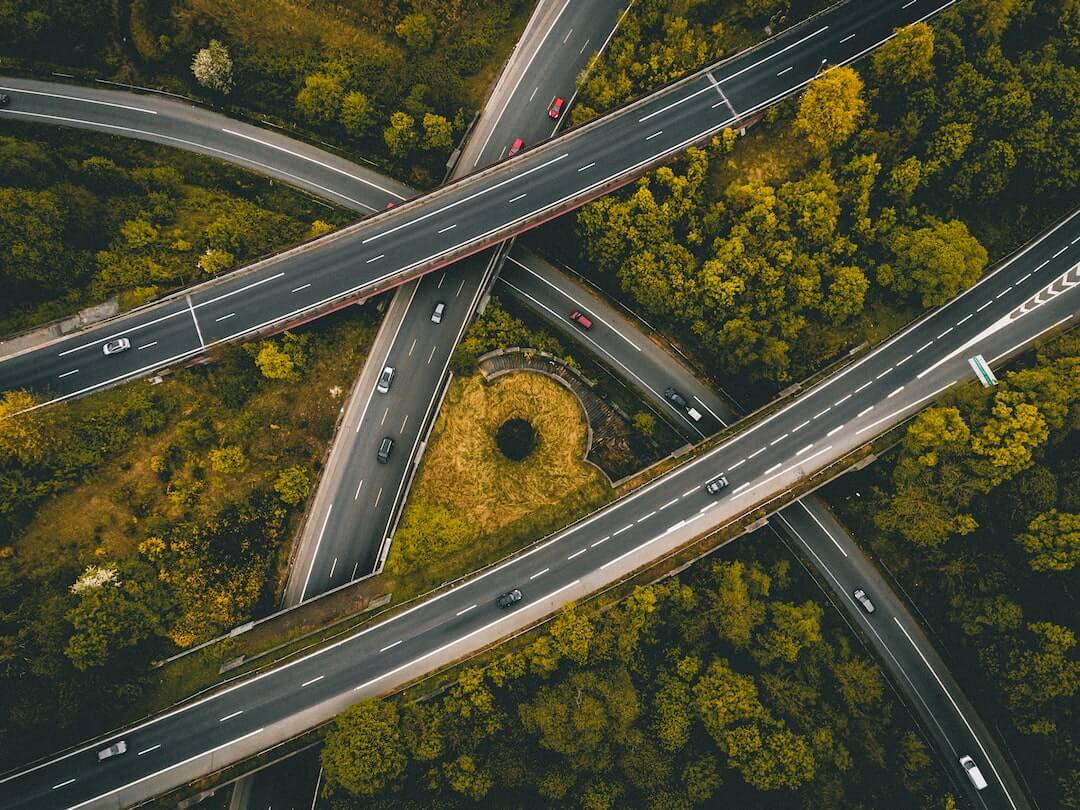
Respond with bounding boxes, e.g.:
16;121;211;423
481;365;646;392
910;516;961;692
569;310;593;330
548;97;565;119
507;138;524;157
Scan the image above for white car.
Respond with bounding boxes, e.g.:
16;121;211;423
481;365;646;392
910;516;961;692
102;338;131;356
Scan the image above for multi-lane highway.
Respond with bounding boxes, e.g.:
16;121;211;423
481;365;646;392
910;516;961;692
0;0;961;409
3;200;1074;809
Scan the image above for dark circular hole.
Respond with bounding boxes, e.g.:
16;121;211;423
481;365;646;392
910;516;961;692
496;418;536;461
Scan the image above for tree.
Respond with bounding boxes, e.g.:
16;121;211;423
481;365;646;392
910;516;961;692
794;67;866;154
254;342;295;380
321;700;407;796
384;111;418;158
881;219;988;307
1017;510;1080;573
871;22;935;86
339;90;373;138
191;40;233;94
422;113;454;151
296;74;345;124
396;13;435;51
274;467;310;506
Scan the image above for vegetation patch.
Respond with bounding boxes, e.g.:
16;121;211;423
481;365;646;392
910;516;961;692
495;416;536;461
387;372;610;587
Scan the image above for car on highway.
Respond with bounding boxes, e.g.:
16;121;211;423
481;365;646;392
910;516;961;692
376;365;395;393
377;436;394;464
959;755;988;791
496;588;523;608
102;337;131;356
548;97;565;119
97;741;127;762
431;302;446;324
507;138;524;157
705;475;728;495
569;310;593;330
853;588;875;614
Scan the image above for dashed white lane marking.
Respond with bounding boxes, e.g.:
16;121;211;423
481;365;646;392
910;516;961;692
813;408;830;419
769;432;789;445
748;447;766;459
613;523;634;536
529;568;550;579
728;458;746;471
437;224;457;234
590;535;611;548
796;444;813;456
855;380;873;392
956;313;974;326
659;498;679;510
840;33;856;43
58;369;79;378
834;394;852;406
732;482;750;495
793;420;810;432
509;193;527;202
354;480;364;501
365;254;384;263
765;463;783;475
215;312;235;322
219;711;243;722
379;640;403;652
291;283;311;293
857;406;874;418
937;327;953;339
577;162;595;172
301;675;324;687
896;353;913;366
976;300;993;312
137;745;161;756
917;341;933;353
888;386;904;398
567;548;587;560
456;604;477;616
777;66;794;76
53;779;76;790
645;130;664;140
826;424;845;437
638;511;656;522
137;341;158;351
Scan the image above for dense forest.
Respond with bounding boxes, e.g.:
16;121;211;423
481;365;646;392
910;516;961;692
319;537;952;808
831;331;1080;808
566;0;1079;395
0;126;348;333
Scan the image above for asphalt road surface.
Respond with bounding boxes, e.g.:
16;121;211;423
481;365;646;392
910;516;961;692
3;205;1073;810
0;0;962;408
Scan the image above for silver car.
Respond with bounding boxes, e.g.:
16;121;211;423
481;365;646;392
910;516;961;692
102;338;131;356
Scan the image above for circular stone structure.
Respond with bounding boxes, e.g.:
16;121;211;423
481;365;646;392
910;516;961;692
496;417;536;461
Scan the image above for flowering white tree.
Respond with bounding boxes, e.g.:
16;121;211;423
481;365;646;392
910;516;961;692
192;39;234;94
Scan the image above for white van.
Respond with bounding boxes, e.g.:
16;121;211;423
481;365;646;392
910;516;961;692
959;755;988;790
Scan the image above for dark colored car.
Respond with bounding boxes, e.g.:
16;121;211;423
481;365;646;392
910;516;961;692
377;436;394;464
496;589;523;609
705;475;729;495
569;310;593;330
548;97;565;119
507;138;524;157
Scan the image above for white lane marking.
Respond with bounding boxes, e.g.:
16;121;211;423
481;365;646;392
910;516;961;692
529;568;550;580
956;313;973;326
916;341;933;353
291;283;311;293
52;779;76;790
793;420;810;432
888;386;904;398
374;487;383;508
769;433;789;446
813;408;830;419
58;369;79;379
219;710;243;722
590;535;611;548
796;500;848;557
613;523;634;536
366;254;384;263
896;353;913;366
577;162;595;172
645;130;663;140
826;424;844;437
937;327;953;339
186;294;205;347
765;463;783;475
379;640;403;652
777;66;793;76
221;128;404;199
840;33;856;43
137;341;158;351
733;445;833;500
298;505;333;601
456;604;477;617
437;224;457;234
215;312;235;322
659;498;679;511
856;382;955;435
834;394;852;406
509;193;527;202
638;511;657;522
728;459;746;471
1;85;158;113
747;447;766;459
857;406;874;418
137;745;161;756
855;380;873;392
567;548;587;560
563;27;573;43
301;675;324;687
428;345;438;364
892;618;1019;809
976;300;993;312
796;444;813;456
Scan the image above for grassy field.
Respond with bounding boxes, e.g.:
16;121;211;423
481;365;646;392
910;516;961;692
387;372;612;591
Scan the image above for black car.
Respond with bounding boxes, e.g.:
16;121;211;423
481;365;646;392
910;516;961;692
496;589;523;609
377;436;394;464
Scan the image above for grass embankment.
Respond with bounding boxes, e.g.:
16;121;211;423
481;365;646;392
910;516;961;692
387;372;613;593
